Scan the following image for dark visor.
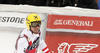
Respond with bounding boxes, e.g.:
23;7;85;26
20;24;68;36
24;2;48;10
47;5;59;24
31;21;41;27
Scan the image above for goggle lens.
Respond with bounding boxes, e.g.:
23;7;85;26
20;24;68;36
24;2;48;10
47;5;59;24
31;21;41;27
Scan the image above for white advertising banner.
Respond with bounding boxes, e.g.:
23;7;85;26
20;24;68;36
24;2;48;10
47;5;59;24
0;12;47;28
0;12;27;28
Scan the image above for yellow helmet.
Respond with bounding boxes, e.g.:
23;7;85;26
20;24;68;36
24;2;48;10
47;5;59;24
26;13;41;30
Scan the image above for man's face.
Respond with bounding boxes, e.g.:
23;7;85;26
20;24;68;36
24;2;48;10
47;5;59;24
30;21;41;34
31;26;40;34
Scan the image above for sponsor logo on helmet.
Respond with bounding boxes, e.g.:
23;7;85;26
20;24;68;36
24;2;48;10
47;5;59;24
34;16;38;19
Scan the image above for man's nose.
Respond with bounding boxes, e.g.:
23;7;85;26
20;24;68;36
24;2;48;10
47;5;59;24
35;25;39;28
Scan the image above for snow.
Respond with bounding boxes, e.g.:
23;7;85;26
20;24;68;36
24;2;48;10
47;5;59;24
0;27;21;53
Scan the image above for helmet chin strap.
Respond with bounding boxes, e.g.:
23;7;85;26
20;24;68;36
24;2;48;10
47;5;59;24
29;26;33;34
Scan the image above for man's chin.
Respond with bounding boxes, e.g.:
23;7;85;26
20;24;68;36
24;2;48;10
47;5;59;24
34;31;39;34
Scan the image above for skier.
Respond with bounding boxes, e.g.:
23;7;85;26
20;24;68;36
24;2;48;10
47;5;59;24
15;13;50;53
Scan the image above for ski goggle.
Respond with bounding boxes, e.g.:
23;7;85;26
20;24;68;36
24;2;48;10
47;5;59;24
31;21;41;27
